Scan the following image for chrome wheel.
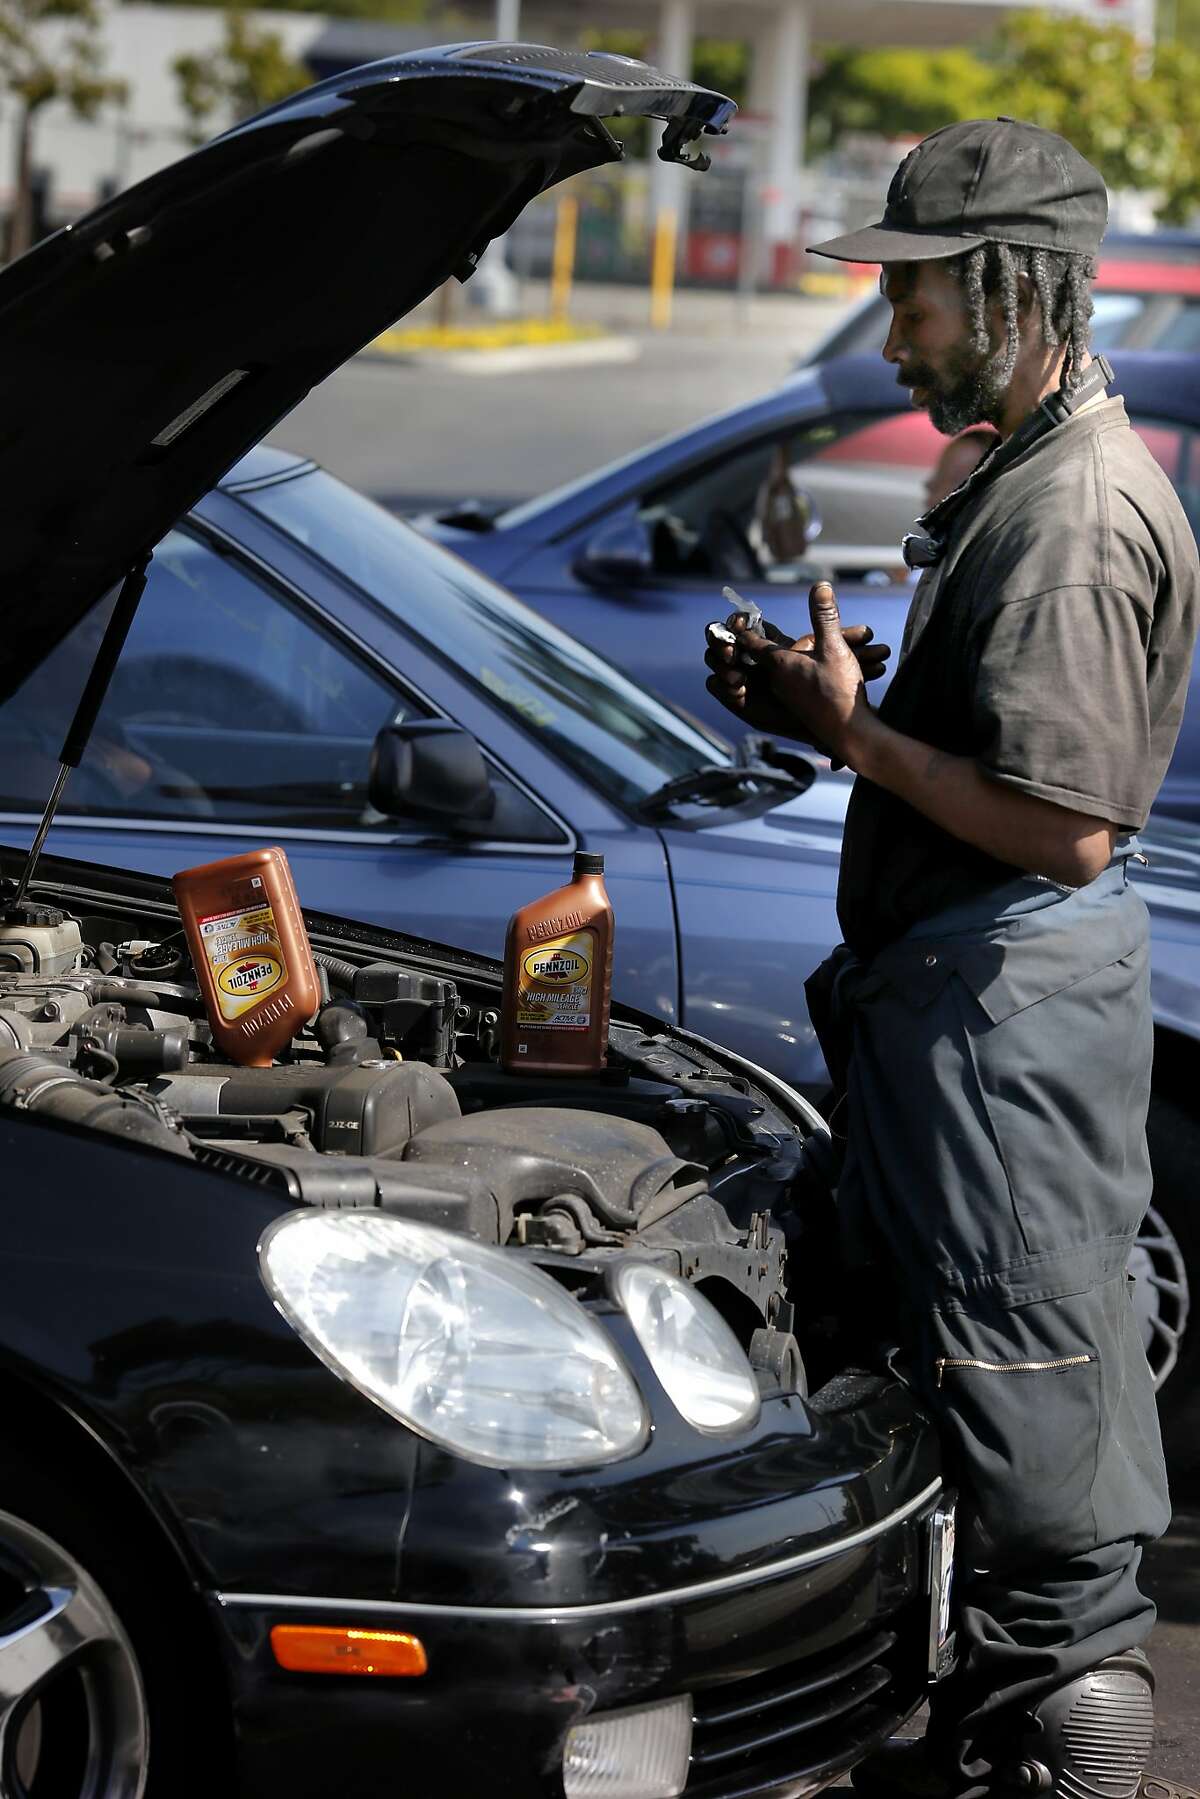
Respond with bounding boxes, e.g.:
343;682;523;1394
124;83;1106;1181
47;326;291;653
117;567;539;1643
0;1509;149;1798
1130;1201;1191;1392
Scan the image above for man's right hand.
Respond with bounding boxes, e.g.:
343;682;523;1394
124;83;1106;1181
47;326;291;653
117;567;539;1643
704;616;890;746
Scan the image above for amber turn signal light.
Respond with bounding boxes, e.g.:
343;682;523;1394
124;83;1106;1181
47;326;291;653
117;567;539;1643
270;1624;428;1677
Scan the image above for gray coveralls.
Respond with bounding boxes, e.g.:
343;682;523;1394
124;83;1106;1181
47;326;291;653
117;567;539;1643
806;391;1198;1793
810;854;1168;1790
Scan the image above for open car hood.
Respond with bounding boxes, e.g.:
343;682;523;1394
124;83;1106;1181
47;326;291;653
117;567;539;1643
0;42;733;700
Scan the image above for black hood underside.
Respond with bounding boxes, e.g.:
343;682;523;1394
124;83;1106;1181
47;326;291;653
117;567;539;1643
0;43;732;702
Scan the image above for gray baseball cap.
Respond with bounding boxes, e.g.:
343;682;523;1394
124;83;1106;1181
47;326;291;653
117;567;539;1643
809;117;1108;264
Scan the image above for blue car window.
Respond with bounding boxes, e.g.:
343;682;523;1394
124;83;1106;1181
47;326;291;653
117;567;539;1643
1153;301;1200;354
640;412;941;588
0;528;412;829
1087;293;1148;348
641;405;1200;591
241;468;729;812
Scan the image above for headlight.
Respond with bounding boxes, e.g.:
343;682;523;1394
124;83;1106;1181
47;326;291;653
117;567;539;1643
615;1262;760;1434
260;1212;648;1469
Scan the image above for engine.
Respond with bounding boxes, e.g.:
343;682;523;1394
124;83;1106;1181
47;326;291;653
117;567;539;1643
0;893;838;1387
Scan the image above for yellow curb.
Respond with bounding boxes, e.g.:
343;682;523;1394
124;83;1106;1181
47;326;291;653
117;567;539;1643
370;319;606;354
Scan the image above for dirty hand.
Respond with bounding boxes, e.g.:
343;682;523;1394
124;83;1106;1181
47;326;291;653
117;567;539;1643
705;585;884;762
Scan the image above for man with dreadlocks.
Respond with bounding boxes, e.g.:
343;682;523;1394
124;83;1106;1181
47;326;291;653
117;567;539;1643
705;120;1198;1799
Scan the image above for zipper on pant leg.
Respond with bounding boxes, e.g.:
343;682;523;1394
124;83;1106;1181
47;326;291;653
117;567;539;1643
935;1353;1095;1388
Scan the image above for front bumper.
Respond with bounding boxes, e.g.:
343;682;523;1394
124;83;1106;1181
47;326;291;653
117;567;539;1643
211;1475;941;1798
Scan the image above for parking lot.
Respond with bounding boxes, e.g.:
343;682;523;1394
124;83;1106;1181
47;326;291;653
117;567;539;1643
269;282;838;511
269;293;1200;1787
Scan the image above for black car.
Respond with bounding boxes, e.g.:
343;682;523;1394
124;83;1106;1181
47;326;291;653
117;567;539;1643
0;45;948;1799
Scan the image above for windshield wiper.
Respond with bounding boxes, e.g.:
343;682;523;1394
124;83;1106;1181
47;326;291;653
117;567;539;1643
638;759;808;820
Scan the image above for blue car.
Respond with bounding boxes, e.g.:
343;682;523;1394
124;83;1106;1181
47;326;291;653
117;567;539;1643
2;444;1198;1461
421;351;1200;818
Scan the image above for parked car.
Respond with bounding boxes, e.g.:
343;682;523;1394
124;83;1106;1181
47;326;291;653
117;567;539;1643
419;350;1200;818
0;40;972;1799
4;433;1197;1482
798;231;1200;366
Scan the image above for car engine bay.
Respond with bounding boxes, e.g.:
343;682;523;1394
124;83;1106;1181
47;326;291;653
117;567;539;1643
0;882;843;1393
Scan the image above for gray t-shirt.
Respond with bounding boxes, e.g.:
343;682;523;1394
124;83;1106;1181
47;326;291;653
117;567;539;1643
837;395;1199;956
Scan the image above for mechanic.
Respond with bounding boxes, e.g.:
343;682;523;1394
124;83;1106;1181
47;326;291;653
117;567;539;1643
705;119;1199;1799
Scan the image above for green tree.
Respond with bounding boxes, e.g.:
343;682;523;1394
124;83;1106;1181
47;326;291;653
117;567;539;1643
173;4;311;143
0;0;127;259
1153;48;1200;221
693;38;749;107
809;12;1200;225
1158;0;1200;50
808;45;995;157
990;9;1200;224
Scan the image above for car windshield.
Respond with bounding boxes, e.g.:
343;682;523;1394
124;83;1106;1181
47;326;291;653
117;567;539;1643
239;468;730;810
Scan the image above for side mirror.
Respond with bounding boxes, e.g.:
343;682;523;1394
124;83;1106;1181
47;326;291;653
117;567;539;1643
369;721;495;826
573;514;656;588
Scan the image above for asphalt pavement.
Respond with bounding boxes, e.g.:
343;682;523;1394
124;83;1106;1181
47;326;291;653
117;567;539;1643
1143;1502;1200;1782
269;284;842;512
269;280;1199;1791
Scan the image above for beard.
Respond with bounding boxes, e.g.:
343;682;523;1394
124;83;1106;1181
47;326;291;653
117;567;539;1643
901;338;1009;437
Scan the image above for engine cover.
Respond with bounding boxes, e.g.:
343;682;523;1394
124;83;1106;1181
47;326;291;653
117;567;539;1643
403;1108;706;1232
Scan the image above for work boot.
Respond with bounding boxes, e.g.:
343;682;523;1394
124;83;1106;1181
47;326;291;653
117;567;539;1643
995;1649;1154;1795
851;1737;949;1798
851;1653;1200;1797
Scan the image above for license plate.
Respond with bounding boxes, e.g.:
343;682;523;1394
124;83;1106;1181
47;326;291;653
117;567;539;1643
927;1497;957;1682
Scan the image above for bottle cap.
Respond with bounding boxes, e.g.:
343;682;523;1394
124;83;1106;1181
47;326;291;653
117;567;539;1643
573;851;605;877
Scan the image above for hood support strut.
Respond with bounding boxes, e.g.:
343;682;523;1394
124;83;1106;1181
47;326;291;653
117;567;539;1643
9;554;153;913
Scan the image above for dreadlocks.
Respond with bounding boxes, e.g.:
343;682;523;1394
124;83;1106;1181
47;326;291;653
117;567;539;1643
954;241;1097;392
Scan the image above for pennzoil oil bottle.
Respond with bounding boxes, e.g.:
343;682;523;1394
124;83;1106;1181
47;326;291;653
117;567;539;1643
501;851;613;1076
174;847;321;1068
